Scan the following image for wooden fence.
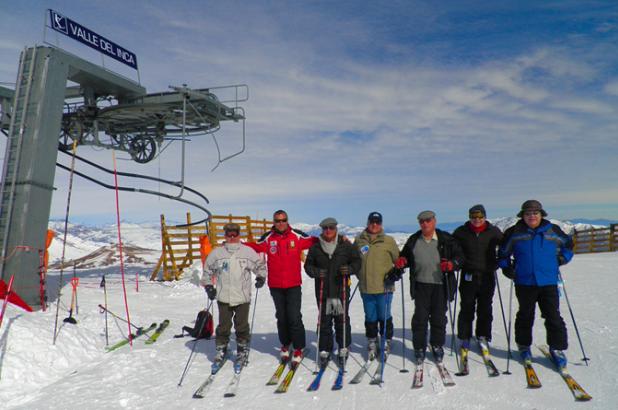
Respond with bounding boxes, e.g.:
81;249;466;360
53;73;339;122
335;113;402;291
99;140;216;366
150;213;272;281
572;224;617;254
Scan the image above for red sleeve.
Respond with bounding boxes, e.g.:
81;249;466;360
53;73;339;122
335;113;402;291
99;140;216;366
243;241;266;253
299;235;318;250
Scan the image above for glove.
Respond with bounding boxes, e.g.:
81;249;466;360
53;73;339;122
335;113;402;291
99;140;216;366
440;259;454;273
501;266;515;280
205;285;217;300
339;265;350;277
395;256;407;269
318;269;327;279
385;267;404;283
557;255;567;266
255;276;265;288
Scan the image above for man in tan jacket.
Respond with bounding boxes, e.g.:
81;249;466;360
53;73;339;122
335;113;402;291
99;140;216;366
354;212;400;360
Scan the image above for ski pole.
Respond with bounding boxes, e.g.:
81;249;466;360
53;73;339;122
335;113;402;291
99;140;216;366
400;275;409;373
504;280;514;375
101;275;109;346
494;271;511;374
313;271;325;374
559;273;590;365
73;263;79;315
348;282;359;306
379;290;391;382
177;299;213;386
450;270;460;354
98;304;141;331
341;270;348;371
444;270;461;373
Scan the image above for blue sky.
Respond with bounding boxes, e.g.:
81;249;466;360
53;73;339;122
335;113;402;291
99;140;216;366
1;1;617;226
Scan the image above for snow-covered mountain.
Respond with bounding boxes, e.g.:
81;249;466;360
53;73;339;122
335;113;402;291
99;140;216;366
46;218;604;270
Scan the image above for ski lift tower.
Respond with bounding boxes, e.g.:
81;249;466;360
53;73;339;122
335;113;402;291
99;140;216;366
0;11;247;307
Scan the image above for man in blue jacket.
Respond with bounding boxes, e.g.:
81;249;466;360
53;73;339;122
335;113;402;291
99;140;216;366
498;200;574;367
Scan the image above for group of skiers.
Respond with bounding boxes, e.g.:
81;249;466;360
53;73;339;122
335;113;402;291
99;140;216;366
200;199;574;374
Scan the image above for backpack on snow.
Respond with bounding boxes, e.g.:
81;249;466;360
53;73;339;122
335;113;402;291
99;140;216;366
175;309;214;339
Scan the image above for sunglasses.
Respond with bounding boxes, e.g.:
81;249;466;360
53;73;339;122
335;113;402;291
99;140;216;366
322;225;337;231
419;218;433;224
274;219;288;223
225;232;239;238
524;211;540;217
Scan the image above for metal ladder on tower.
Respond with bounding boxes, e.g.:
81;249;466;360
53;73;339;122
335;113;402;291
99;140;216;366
0;47;38;267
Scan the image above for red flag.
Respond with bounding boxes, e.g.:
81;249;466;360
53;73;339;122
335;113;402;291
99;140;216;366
0;279;33;312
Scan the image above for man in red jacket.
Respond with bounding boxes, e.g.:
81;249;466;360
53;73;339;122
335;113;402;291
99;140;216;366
245;210;317;364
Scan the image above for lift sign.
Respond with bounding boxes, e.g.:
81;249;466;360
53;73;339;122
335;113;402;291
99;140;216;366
49;9;138;70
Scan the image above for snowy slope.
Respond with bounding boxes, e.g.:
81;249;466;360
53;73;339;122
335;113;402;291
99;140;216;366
0;222;613;409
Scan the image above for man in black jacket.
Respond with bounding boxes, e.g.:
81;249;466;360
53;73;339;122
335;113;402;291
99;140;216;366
453;204;503;359
396;210;464;364
304;217;362;367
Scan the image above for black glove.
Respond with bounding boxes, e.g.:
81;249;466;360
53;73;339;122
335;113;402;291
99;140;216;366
385;267;404;284
557;255;567;266
339;265;350;278
205;285;217;300
318;269;327;279
255;276;265;289
501;266;515;280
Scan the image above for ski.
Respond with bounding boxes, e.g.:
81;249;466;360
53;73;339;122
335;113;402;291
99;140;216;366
411;361;424;389
193;357;228;398
350;359;375;384
266;360;288;385
537;345;592;401
435;362;455;386
478;341;500;377
455;348;469;376
369;360;384;385
332;366;345;390
275;360;302;393
145;320;170;345
523;359;542;388
307;365;327;391
223;358;246;398
106;322;157;352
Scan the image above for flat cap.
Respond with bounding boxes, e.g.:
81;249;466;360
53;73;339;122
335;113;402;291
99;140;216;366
319;217;338;228
417;210;436;221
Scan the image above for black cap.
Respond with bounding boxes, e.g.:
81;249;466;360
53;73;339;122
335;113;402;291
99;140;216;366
517;199;548;218
469;204;486;218
367;211;383;224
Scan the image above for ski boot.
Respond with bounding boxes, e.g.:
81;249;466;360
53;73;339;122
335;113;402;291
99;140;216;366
337;347;349;367
367;337;378;361
236;343;249;368
291;348;304;365
319;350;330;368
549;348;567;369
214;344;228;362
280;344;290;362
477;336;490;352
518;345;532;364
460;338;470;355
385;339;392;356
414;349;425;365
431;345;444;363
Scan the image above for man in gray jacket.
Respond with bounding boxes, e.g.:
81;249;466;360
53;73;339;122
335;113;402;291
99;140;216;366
202;223;267;365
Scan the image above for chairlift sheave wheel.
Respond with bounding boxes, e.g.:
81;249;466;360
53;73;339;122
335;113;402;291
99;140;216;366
58;121;83;151
129;135;157;163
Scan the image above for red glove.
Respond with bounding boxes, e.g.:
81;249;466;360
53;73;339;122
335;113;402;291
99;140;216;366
395;256;407;269
440;259;454;272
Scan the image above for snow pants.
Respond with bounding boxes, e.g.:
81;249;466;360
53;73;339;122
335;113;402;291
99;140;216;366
457;271;496;341
215;301;250;346
515;284;568;350
361;292;394;339
270;286;306;350
317;306;351;353
411;282;448;351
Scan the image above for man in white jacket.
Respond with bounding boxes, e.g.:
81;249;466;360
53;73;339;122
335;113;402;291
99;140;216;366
202;223;267;364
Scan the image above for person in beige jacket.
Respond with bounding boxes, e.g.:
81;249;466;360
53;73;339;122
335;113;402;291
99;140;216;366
354;212;400;360
202;223;266;364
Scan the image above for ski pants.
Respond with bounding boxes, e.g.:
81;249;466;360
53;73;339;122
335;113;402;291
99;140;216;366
361;292;394;339
457;271;495;341
215;301;250;346
411;282;448;351
270;286;306;350
515;284;568;350
317;306;351;353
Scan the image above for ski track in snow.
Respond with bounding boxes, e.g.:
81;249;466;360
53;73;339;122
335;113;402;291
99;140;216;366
0;235;616;409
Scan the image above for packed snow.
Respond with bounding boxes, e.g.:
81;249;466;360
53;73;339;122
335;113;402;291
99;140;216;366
0;222;615;409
